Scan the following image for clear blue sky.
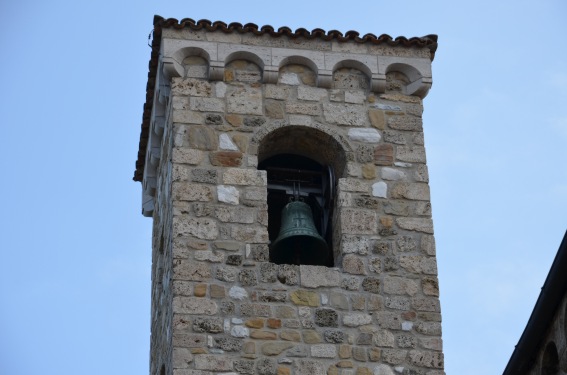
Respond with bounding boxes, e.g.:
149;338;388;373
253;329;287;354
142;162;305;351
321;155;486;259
1;1;566;374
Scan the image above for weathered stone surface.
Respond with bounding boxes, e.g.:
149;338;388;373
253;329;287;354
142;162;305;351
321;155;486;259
219;133;239;150
262;342;295;356
256;358;277;375
297;86;328;101
348;128;381;143
290;290;320;306
323;103;368;126
292;360;326;375
251;330;277;340
216;265;239;282
173;260;211;281
391;183;430;201
324;330;346;343
396;218;434;234
368;109;385;130
372;364;395;375
172;148;204;165
173;183;213;202
388;117;423;131
383;276;419;296
341;235;370;255
396;146;426;163
278;264;299;285
232;225;269;243
173;297;218;315
343;313;372;327
280;330;301;342
408;350;443;368
314;308;338;327
223;169;267;186
374;144;394;165
343;255;366;275
300;265;340;288
194;355;233;371
361;277;381;294
173;217;219;240
193;317;223;333
372;181;387;198
339;178;369;193
381;167;406;181
302;330;322;344
192;169;218;184
311;344;337;358
227;86;263;115
171;78;212;96
340;209;377;234
210;151;243;167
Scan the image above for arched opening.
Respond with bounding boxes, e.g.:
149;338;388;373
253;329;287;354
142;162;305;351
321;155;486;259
278;64;317;86
542;341;559;375
256;126;349;267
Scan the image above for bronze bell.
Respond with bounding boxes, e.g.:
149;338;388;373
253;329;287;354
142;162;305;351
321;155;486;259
270;201;329;265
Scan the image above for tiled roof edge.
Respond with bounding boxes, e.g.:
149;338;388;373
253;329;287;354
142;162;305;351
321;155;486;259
153;15;438;59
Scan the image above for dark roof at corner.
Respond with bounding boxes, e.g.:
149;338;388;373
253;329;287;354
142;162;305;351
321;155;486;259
133;15;438;182
503;230;567;374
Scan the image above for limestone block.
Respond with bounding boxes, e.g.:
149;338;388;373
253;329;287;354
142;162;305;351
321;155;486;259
421;235;436;255
368;110;385;130
300;265;340;288
311;344;337;358
383;131;407;145
265;84;292;100
190;97;225;113
314;308;339;327
172;148;204;165
420;338;443;351
231;326;250;338
372;182;387;198
215;206;255;224
373;364;395;375
188;126;218;150
345;90;366;104
173;297;218;315
396;146;426;163
265;100;285;118
341;235;370;255
251;330;277;340
278;264;299;285
383;276;419;296
396;218;434;234
194;355;233;371
408;350;443;368
194;250;224;263
171;77;212;97
361;277;381;294
287;114;311;126
219;133;239;151
323;103;368;126
412;297;440;312
173;217;219;240
297;86;328;101
227;86;263;115
381;349;407;365
279;72;302;85
216;265;239;282
324;330;346;343
339;178;369;193
223;169;267;186
293;359;326;375
217;185;239;205
173;183;213;202
232;225;269;243
340;209;377;234
343;313;372;327
173;347;194;369
384;297;410;311
290;290;320;307
285;102;321;116
374;144;394;165
262;342;295;356
388;117;423;131
401;321;413;331
422;277;439;296
391;183;430;201
381;168;406;181
210;151;243;167
348;128;381;143
343;255;366;275
281;330;301;342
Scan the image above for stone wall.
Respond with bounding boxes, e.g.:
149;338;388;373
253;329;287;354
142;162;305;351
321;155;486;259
144;29;443;375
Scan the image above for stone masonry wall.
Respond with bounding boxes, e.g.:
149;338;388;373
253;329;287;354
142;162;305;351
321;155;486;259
146;30;443;375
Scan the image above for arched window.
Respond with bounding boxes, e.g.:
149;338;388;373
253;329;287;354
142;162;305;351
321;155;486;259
542;341;559;375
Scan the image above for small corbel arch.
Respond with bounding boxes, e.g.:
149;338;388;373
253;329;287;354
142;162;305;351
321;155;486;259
225;51;266;71
163;46;211;79
331;59;378;92
385;62;431;98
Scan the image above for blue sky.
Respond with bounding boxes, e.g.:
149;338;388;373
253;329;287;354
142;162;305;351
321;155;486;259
1;1;566;374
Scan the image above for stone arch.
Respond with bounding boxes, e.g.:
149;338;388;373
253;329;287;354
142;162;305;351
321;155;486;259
224;51;265;70
278;56;319;86
165;46;211;78
385;62;430;98
251;123;352;177
332;60;372;90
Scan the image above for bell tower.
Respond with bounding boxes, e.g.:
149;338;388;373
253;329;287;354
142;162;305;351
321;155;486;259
134;16;442;375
